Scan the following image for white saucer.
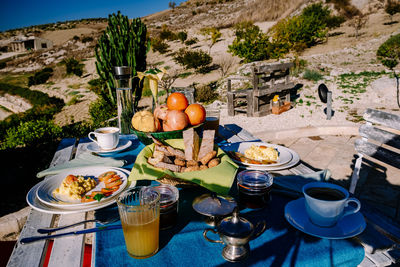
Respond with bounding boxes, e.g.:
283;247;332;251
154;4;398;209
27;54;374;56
237;149;300;171
285;198;366;239
87;139;132;155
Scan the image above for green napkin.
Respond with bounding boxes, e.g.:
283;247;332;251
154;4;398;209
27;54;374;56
37;152;126;178
129;139;239;195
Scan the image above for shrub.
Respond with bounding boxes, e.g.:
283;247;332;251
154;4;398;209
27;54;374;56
228;22;279;62
195;82;219;103
88;78;104;95
159;25;177;41
270;3;331;52
28;67;53;86
185;38;198;46
82;36;94;43
2;120;62;149
64;58;84;77
326;15;346;28
173;48;212;71
377;34;400;70
73;35;80;41
0;62;6;69
303;69;323;81
89;97;117;126
177;31;188;43
385;0;400;22
152;37;170;54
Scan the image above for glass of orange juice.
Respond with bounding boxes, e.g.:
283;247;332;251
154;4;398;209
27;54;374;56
117;186;160;259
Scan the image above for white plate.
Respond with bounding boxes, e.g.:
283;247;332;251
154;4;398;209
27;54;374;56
36;167;128;208
27;168;135;214
87;139;132;155
237;149;300;171
285;198;366;239
230;142;293;168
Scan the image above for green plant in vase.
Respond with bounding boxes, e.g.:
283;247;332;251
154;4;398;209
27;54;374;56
137;68;166;111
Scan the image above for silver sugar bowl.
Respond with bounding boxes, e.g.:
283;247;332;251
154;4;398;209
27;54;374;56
192;192;237;226
203;208;266;262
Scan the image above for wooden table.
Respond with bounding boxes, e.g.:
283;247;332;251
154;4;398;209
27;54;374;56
6;124;400;266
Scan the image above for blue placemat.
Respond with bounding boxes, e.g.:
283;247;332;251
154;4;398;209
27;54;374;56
94;185;365;267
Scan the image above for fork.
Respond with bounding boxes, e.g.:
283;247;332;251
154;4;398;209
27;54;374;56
37;217;118;234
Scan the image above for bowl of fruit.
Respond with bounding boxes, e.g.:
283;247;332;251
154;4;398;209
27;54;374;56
132;92;206;145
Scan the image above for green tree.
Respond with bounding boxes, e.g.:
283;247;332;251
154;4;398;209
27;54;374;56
228;22;278;62
377;34;400;107
200;27;221;54
169;1;176;10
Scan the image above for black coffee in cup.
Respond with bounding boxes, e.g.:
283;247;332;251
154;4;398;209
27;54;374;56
305;187;345;201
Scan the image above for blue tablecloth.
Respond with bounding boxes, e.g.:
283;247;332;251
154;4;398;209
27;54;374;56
94;189;364;267
93;136;365;266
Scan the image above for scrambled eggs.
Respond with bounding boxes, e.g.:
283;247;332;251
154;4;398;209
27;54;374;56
244;145;279;162
54;175;97;200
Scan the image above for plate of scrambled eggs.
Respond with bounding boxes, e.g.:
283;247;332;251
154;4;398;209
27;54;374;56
36;166;129;208
233;142;293;167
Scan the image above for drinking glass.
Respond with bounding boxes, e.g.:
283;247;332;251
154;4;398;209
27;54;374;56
204;108;220;135
117;187;160;259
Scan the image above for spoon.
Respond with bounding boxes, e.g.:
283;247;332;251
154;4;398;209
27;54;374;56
37;216;119;234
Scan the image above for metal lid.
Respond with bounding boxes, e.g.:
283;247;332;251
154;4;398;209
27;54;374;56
192;193;237;217
113;66;131;78
152;184;179;207
237;170;273;188
218;208;253;238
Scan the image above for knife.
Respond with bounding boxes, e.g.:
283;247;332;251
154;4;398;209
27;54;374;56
20;224;122;244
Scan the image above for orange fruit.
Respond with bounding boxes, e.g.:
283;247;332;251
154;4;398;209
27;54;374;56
167;92;189;111
185;103;206;126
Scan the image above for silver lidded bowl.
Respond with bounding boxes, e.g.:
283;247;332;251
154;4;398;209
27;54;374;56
192;192;237;226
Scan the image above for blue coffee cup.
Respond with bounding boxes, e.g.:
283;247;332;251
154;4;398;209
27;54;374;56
302;182;361;228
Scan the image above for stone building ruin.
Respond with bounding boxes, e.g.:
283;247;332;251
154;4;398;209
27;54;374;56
10;36;53;52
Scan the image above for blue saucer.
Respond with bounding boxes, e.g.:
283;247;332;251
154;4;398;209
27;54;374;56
285;198;366;239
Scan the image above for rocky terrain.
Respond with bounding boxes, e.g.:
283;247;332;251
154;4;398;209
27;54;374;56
0;0;399;131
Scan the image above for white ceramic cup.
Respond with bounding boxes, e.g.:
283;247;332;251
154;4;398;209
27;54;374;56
302;182;361;228
88;127;120;150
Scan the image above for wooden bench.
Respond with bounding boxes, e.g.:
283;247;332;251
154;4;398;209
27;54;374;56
227;62;294;117
350;108;400;219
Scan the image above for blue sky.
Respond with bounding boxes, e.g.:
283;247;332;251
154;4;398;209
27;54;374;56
0;0;186;32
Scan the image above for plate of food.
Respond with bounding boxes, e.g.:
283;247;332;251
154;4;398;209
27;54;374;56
36;167;129;208
227;142;293;168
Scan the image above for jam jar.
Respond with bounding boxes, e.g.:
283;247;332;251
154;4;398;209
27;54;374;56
237;170;273;209
152;184;179;230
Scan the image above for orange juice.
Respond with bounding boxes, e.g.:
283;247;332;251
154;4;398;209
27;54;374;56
122;215;160;259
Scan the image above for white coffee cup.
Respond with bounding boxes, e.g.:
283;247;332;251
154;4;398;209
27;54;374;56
302;182;361;228
88;127;120;150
